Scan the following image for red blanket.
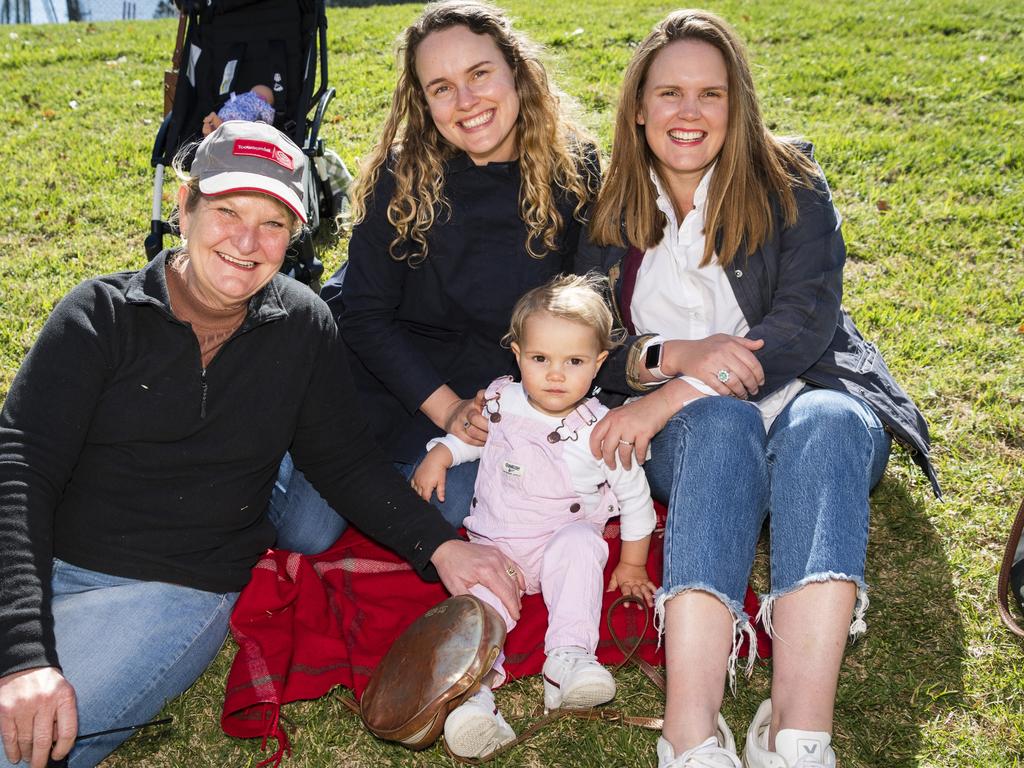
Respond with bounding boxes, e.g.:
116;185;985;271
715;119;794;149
221;511;770;765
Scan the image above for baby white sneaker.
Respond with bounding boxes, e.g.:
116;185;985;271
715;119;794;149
541;645;616;710
742;699;836;768
443;684;516;758
657;714;741;768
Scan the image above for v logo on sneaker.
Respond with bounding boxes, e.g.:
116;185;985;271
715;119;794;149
798;740;820;756
744;701;836;768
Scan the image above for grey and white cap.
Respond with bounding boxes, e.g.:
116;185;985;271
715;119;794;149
191;120;307;223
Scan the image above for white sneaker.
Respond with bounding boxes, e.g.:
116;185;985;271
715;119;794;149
657;714;741;767
443;685;516;758
742;699;836;768
541;645;616;710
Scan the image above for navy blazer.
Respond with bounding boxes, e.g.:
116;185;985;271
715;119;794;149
577;155;940;497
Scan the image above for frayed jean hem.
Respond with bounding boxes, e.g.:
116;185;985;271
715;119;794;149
756;572;869;644
653;583;757;693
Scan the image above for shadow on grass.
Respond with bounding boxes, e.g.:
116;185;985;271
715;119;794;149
836;477;964;768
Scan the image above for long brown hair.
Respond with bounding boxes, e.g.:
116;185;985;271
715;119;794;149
351;0;596;265
590;9;818;267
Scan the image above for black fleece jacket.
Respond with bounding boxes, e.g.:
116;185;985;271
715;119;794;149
0;252;458;678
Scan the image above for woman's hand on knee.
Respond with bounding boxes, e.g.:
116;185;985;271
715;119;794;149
664;336;765;398
430;540;524;620
591;380;700;470
591;397;671;471
0;666;77;768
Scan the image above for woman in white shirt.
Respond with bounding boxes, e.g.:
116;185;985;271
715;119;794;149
577;10;936;768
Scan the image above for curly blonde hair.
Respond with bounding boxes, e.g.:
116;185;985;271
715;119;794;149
590;9;818;267
350;0;597;265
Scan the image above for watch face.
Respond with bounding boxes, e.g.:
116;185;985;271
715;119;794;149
645;344;662;369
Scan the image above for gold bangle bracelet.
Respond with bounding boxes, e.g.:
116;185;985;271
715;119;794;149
625;334;660;392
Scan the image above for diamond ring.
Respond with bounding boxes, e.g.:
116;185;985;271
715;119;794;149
717;369;731;383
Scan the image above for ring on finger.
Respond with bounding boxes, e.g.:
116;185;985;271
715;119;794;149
618;439;634;447
505;565;517;578
463;420;471;430
717;368;731;383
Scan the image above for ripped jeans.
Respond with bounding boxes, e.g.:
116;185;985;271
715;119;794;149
644;388;891;678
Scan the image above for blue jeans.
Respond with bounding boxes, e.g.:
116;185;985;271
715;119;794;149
646;388;891;649
0;560;237;768
1;481;352;768
268;448;478;538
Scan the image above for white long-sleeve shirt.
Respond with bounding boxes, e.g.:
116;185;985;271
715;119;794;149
631;168;804;430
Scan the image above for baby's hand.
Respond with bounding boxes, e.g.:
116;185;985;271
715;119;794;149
202;111;223;136
607;562;656;607
410;445;453;503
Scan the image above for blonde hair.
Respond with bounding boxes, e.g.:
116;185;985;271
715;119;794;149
590;9;819;267
351;0;597;265
504;273;623;352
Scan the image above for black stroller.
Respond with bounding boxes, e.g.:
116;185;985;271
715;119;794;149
145;0;350;289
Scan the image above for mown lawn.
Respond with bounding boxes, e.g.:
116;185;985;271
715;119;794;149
1;1;1022;766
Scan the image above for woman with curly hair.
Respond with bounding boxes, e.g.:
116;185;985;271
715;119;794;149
270;0;599;540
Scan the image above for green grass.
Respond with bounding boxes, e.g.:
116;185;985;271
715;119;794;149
1;1;1023;765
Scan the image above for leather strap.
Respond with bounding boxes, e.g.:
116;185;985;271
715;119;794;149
446;594;665;764
339;594;666;761
163;11;189;116
171;9;187;71
607;594;666;694
336;690;661;763
445;705;661;765
338;693;360;717
997;496;1024;638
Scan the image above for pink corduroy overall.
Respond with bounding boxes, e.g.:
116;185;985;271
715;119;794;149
465;377;621;682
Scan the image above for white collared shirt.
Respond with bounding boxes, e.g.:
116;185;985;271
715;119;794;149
630;168;804;430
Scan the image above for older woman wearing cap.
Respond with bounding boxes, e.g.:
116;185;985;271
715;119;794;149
0;121;522;768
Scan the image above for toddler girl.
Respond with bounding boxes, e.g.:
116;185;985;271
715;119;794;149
411;273;657;758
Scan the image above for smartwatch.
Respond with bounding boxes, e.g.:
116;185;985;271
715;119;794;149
644;342;672;382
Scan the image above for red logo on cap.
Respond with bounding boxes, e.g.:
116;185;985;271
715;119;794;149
232;139;294;171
